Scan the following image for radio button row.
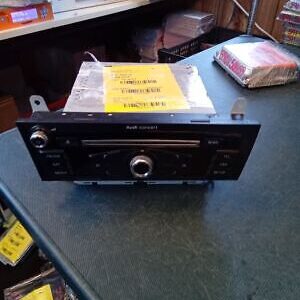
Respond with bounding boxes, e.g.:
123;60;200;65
209;151;240;177
38;150;71;176
41;162;70;177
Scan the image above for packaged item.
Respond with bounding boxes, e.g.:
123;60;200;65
284;0;300;12
163;10;215;49
0;220;33;266
214;41;299;88
64;62;216;115
278;10;300;24
283;27;300;46
284;21;300;30
164;10;215;39
4;268;66;300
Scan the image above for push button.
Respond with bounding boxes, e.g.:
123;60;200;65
39;150;64;159
47;159;67;170
53;170;69;176
204;137;224;147
215;161;231;168
56;137;79;147
216;150;239;161
204;137;241;149
179;154;193;171
212;170;227;176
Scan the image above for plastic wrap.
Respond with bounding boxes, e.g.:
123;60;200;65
278;1;300;47
163;10;215;48
164;10;215;39
284;0;300;12
64;62;216;114
4;268;66;300
283;26;300;46
278;9;300;24
0;220;33;266
284;21;300;30
214;41;299;88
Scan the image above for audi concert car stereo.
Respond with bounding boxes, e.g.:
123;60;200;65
17;112;260;184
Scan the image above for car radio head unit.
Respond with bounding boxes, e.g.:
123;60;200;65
17;63;260;184
17;111;260;184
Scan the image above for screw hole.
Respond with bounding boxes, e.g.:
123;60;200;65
34;100;40;105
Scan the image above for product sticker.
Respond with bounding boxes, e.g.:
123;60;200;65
0;220;33;264
103;64;189;112
21;285;53;300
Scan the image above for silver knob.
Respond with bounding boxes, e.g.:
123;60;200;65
30;130;49;149
130;155;153;179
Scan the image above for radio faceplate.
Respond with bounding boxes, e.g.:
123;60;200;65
17;112;260;183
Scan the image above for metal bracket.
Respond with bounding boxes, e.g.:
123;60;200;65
30;95;49;113
231;97;247;120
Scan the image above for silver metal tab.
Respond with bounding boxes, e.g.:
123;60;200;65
231;97;247;120
30;95;49;113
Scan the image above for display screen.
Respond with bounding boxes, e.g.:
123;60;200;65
11;8;38;23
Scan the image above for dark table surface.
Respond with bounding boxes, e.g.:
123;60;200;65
0;36;299;300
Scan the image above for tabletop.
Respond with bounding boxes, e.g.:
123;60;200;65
0;36;300;300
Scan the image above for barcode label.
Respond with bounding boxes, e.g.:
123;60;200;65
121;87;161;94
120;79;157;85
104;65;189;112
124;101;166;108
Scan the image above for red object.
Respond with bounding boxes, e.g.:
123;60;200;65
0;2;53;31
214;41;299;88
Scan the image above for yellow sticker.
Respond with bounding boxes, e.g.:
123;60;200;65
103;64;189;112
21;285;53;300
0;221;33;264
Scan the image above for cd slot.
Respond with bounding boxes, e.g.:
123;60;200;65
82;139;200;148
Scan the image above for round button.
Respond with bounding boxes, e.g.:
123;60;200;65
30;130;49;149
130;155;153;179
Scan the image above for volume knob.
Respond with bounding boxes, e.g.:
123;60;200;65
30;130;49;149
130;155;153;179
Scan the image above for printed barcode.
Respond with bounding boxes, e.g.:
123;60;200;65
124;101;166;108
121;87;161;94
120;79;158;85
